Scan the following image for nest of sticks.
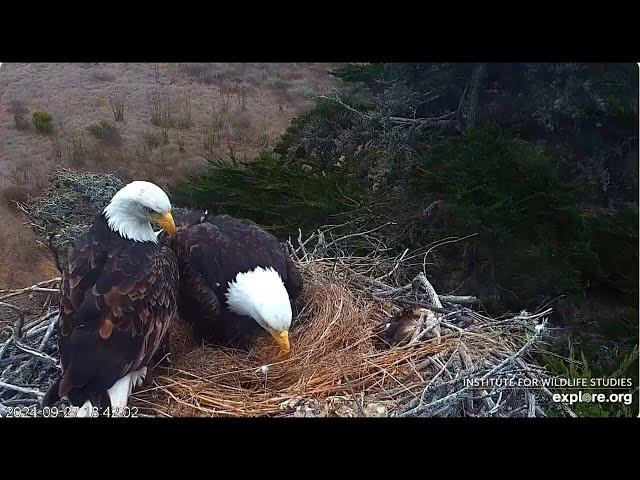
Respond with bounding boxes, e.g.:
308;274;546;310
3;170;573;417
0;279;63;416
1;224;573;418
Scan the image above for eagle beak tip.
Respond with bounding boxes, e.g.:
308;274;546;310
153;212;177;237
275;331;290;355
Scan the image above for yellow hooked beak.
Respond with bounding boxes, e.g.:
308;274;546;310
273;331;290;355
150;211;177;237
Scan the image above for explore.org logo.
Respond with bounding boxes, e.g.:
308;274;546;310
552;391;634;406
464;376;636;408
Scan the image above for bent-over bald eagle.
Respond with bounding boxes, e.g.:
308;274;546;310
170;214;303;354
43;181;179;417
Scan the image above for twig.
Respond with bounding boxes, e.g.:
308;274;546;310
38;315;58;351
0;380;45;398
422;233;478;275
335;355;366;417
0;278;61;301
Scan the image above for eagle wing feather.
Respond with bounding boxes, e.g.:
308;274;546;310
50;217;179;408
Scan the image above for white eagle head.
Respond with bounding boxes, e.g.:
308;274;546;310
225;266;292;354
103;181;177;243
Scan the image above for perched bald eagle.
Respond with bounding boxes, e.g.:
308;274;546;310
43;181;179;417
170;214;303;355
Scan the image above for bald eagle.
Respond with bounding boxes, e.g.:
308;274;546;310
170;213;303;355
43;181;179;417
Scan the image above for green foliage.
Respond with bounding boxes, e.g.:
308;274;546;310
171;153;365;238
585;63;638;122
403;126;639;311
342;95;375;113
87;121;122;147
594;306;639;339
32;110;54;134
541;342;638;417
407;127;589;306
332;63;402;90
581;206;639;296
274;97;354;159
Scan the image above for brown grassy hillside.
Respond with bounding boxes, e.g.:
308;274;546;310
0;63;339;288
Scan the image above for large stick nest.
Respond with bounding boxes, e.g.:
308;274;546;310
126;233;562;417
1;170;573;418
0;231;570;418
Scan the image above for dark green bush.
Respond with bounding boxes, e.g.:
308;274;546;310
581;206;639;296
88;121;122;147
274;97;355;160
32;110;54;134
332;64;403;92
171;152;365;238
406;126;637;310
541;342;638;417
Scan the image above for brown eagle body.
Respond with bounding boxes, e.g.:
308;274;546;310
171;214;303;348
44;214;179;409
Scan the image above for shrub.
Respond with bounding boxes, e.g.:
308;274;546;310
541;342;638;417
406;127;589;306
142;130;162;150
177;134;186;152
8;100;29;130
92;69;115;82
171;152;365;238
148;90;175;128
580;206;639;297
180;63;219;84
227;111;253;143
50;133;62;161
68;134;86;167
176;92;193;129
149;144;180;177
9;160;30;185
203;122;218;153
274;97;356;162
108;90;126;122
87;121;122;147
332;63;395;85
32;110;55;134
398;125;637;314
236;84;249;112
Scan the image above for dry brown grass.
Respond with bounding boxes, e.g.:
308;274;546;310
0;64;337;186
131;262;457;417
7;99;30;130
0;205;55;288
0;183;32;211
0;63;339;289
108;89;126;122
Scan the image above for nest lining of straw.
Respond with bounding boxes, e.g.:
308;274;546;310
0;238;567;418
131;263;435;417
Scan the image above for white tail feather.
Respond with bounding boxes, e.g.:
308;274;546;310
107;374;133;410
75;400;94;417
73;367;147;418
